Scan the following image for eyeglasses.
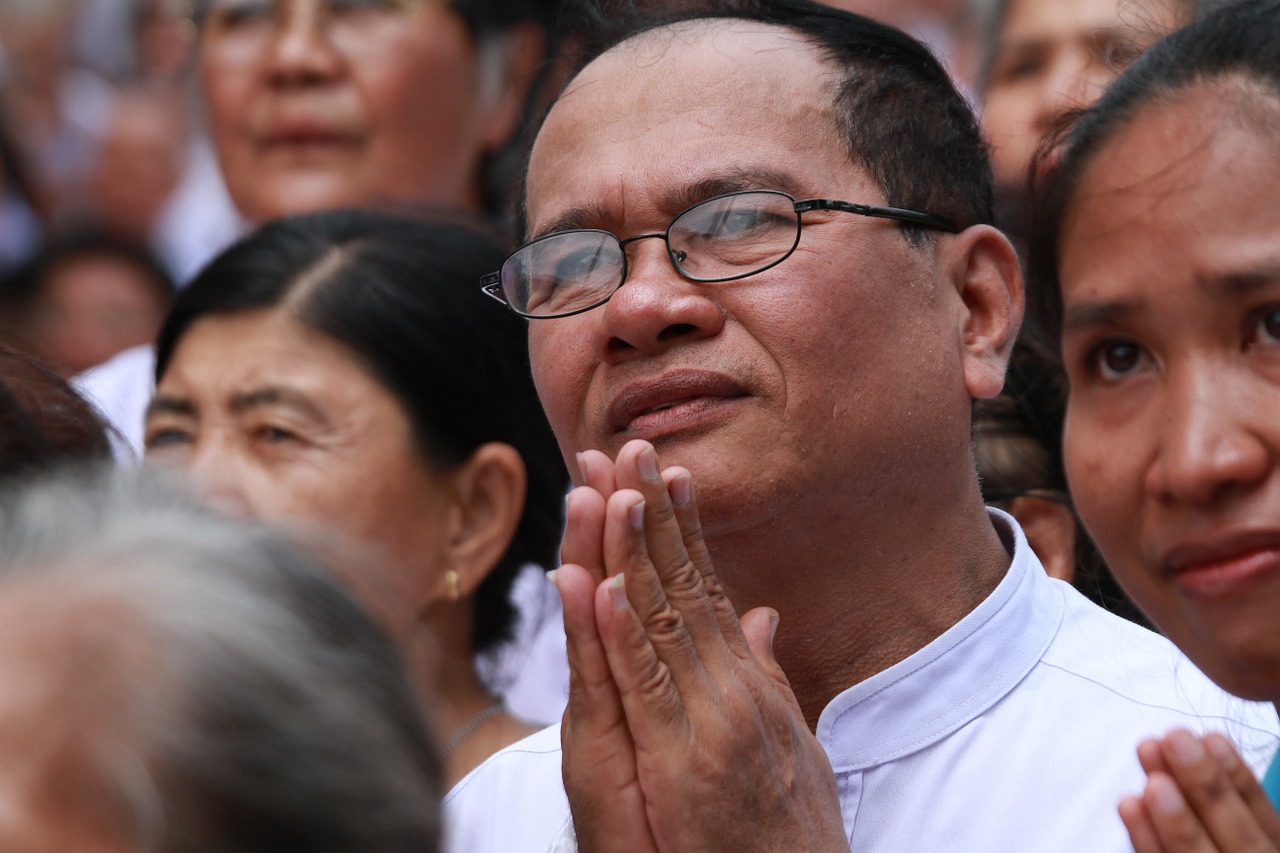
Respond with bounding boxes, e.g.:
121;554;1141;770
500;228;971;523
481;189;957;319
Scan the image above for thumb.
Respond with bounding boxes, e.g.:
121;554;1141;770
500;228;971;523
741;606;800;707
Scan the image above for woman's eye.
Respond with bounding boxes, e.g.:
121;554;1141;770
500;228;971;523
205;0;276;27
144;428;194;451
1088;341;1148;380
256;425;299;443
1246;307;1280;347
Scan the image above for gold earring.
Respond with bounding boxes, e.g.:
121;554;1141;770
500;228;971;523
445;570;460;603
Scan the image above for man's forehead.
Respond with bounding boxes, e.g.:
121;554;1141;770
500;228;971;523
525;18;851;232
564;19;826;100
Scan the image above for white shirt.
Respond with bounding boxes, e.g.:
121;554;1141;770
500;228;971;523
443;510;1280;852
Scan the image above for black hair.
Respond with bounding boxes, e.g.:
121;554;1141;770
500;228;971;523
0;346;114;481
1029;0;1280;345
155;210;568;654
523;0;993;242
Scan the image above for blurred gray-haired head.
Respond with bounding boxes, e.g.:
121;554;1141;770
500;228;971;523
0;466;440;853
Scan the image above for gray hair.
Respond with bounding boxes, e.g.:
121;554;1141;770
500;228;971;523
0;466;440;853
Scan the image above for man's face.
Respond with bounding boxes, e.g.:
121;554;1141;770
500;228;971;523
525;23;971;535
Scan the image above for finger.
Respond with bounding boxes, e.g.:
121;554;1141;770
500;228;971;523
1141;738;1173;776
664;466;752;659
578;449;618;497
612;441;727;652
1160;729;1276;851
595;571;692;750
1144;772;1219;852
561;486;607;584
1122;795;1171;853
554;563;625;739
1204;733;1280;845
554;564;659;851
739;606;806;722
600;489;709;698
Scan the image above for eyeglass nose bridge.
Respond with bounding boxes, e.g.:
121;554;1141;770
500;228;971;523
616;231;690;284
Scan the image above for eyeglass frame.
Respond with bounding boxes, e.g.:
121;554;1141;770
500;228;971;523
480;189;959;320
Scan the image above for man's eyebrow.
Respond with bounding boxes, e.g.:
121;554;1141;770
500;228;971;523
533;203;615;240
145;395;197;420
229;387;329;426
1061;298;1139;334
663;168;804;212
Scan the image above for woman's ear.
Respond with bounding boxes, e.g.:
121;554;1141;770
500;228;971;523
475;23;547;153
941;225;1025;401
441;442;527;600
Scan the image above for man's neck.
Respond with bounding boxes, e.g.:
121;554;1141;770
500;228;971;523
710;494;1012;731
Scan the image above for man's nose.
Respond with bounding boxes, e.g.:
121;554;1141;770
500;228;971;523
598;238;725;359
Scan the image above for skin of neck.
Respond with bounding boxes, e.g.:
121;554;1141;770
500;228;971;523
404;599;536;788
707;451;1011;731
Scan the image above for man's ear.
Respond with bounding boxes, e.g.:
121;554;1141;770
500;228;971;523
942;225;1024;400
475;23;548;154
439;443;527;601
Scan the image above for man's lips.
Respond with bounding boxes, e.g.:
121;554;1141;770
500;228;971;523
1159;530;1280;597
607;371;749;434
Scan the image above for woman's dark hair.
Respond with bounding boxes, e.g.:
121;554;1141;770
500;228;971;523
1029;0;1280;345
0;346;114;480
523;0;993;242
155;210;568;654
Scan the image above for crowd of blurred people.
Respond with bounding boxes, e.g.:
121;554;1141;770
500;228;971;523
3;0;1280;850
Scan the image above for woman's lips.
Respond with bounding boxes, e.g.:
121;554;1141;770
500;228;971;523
1160;532;1280;597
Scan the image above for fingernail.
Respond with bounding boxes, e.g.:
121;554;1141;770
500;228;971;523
670;472;692;507
575;452;587;480
1204;734;1238;768
546;568;558;584
1167;730;1205;765
629;499;645;530
638;446;659;481
1149;775;1185;815
769;612;780;643
609;574;629;611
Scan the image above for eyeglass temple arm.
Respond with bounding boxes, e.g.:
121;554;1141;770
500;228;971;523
479;273;509;304
794;199;959;233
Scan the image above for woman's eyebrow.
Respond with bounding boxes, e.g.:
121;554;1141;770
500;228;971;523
229;387;329;426
1062;297;1140;334
145;395;196;420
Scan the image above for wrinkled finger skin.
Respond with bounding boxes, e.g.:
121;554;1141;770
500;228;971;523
558;452;660;853
585;440;849;852
1120;730;1280;853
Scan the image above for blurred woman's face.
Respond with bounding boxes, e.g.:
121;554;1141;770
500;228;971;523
144;308;453;633
1058;83;1280;701
981;0;1178;194
199;0;520;222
